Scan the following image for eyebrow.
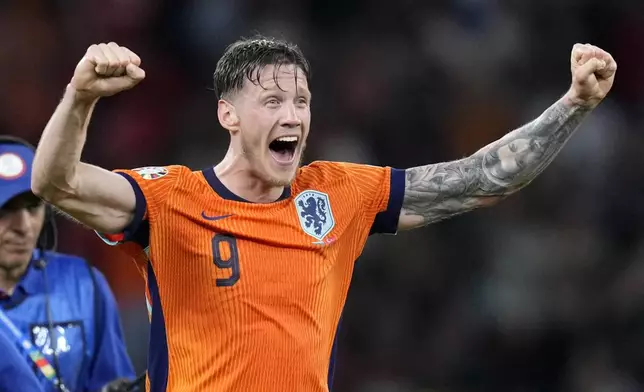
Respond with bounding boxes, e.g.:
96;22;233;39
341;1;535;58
255;67;308;90
257;85;311;98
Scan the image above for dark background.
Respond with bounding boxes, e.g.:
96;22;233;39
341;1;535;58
3;0;644;390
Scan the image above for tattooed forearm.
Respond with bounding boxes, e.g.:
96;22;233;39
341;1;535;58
399;98;592;230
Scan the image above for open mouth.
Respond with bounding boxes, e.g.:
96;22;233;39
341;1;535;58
269;136;299;165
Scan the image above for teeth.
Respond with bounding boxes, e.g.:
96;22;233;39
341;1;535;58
275;136;298;143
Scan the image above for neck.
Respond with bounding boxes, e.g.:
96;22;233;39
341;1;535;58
0;262;29;295
215;147;285;203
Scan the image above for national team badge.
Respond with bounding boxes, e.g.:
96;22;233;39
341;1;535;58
294;190;335;242
133;166;168;180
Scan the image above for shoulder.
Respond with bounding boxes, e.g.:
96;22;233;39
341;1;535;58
115;165;191;183
42;251;88;271
300;160;354;173
41;251;107;282
114;165;199;213
295;160;391;188
40;251;97;289
295;161;355;186
43;251;114;296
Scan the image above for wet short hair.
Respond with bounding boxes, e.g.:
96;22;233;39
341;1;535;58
213;35;311;99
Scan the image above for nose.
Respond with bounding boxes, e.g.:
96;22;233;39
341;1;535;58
279;103;301;128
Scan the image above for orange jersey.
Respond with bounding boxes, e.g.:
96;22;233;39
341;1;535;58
99;161;405;392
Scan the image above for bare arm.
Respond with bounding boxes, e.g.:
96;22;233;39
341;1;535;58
397;41;618;231
32;86;137;234
397;96;590;231
32;43;145;233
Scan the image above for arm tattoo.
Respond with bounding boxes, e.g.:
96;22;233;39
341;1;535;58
400;98;591;229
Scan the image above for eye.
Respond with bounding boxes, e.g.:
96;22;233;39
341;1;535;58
265;97;281;107
296;97;309;106
26;201;43;215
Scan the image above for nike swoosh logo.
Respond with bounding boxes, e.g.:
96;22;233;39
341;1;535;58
201;212;233;221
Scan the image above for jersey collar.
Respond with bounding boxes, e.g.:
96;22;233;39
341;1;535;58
202;168;291;203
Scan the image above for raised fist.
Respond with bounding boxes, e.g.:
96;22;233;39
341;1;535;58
567;43;617;108
70;42;145;101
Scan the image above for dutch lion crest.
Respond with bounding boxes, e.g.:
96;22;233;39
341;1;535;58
294;190;335;241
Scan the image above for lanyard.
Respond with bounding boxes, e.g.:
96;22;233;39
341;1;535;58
0;306;69;392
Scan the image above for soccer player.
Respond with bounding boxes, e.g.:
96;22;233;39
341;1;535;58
0;137;135;391
31;38;616;391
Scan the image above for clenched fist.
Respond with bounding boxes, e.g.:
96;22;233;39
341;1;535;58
70;42;145;101
567;43;617;108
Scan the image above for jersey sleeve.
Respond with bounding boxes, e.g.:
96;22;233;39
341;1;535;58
337;162;406;235
96;166;184;254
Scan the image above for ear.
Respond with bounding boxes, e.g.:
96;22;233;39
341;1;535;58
217;99;240;133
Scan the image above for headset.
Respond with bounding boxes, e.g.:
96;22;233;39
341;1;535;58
0;136;145;392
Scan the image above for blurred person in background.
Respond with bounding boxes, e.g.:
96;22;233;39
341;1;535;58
31;37;615;392
0;136;136;391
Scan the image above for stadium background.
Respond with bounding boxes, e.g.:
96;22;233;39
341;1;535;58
2;0;644;390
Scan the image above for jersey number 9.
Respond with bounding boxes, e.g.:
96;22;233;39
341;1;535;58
212;234;240;287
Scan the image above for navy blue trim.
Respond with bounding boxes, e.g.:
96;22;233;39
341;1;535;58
117;172;148;242
370;168;406;235
201;168;290;203
118;172;147;236
147;262;169;392
131;220;150;250
327;314;343;390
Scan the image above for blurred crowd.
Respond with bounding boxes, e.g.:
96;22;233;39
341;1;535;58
3;0;644;390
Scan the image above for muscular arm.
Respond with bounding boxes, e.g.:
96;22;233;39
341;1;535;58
398;96;591;231
31;86;136;233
